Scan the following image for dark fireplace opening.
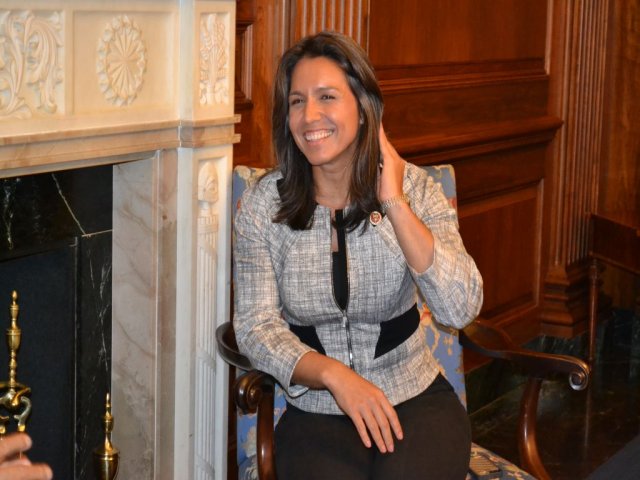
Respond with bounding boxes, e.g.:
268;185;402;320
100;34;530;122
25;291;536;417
0;165;113;479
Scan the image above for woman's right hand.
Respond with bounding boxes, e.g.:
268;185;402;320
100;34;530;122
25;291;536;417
0;433;52;480
293;351;404;453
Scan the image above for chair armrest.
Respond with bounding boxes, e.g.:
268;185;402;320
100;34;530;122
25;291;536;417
216;322;278;480
460;321;589;390
216;322;253;371
235;369;277;413
460;320;590;480
235;369;277;480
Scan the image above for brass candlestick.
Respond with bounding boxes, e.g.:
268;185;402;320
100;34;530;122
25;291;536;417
0;291;32;435
93;393;119;480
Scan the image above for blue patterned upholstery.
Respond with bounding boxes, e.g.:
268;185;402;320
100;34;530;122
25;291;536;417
231;165;534;480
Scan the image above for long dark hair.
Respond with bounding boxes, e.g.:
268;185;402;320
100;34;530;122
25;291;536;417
271;31;384;231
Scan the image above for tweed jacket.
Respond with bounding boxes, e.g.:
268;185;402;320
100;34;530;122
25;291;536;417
233;162;483;415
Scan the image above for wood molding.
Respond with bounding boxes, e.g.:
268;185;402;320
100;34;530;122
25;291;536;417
377;59;547;93
289;0;369;49
393;116;562;163
541;0;611;334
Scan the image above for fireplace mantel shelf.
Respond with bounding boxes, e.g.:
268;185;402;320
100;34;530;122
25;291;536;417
0;115;241;179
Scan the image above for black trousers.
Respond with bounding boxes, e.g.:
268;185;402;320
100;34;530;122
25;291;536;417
274;374;471;480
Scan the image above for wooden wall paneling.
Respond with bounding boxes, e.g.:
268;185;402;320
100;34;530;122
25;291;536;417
234;0;290;168
541;0;611;337
456;144;546;336
368;0;547;65
599;0;640;312
234;0;256;166
459;183;543;331
289;0;369;49
367;0;555;355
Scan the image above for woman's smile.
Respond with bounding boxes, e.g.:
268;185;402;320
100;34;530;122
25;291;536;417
304;129;334;142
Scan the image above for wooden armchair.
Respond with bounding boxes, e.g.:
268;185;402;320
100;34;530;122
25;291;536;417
220;165;590;480
217;319;588;480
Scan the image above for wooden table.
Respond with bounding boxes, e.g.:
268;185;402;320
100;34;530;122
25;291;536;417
588;210;640;365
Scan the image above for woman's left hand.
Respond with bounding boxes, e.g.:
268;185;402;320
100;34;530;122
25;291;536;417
376;124;436;273
377;124;406;203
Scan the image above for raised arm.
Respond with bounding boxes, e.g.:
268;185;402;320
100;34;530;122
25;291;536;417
378;126;483;329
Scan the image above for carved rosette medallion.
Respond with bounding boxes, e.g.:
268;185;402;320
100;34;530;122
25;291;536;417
199;13;229;106
96;15;147;106
0;10;63;119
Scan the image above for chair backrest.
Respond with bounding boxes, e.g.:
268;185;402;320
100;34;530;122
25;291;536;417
231;164;465;475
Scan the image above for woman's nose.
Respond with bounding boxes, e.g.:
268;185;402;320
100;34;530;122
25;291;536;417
304;99;321;122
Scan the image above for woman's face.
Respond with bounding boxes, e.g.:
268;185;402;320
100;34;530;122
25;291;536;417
287;56;360;172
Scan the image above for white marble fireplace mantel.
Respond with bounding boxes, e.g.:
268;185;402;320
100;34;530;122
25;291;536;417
0;1;239;479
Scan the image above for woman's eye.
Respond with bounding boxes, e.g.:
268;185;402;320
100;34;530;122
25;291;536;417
289;98;302;106
320;94;335;101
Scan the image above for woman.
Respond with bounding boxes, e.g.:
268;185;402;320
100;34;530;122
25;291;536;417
234;31;483;479
0;433;52;480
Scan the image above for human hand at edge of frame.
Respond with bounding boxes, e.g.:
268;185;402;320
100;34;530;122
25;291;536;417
0;433;52;480
325;364;404;454
377;124;406;205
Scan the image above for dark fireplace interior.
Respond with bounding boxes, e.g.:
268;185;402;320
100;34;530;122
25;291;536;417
0;165;113;479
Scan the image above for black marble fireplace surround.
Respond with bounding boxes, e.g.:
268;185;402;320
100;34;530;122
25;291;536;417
0;165;113;479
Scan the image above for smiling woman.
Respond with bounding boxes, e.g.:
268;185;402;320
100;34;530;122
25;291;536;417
233;31;484;480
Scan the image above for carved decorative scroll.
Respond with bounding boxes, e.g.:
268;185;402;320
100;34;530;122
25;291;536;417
0;10;63;119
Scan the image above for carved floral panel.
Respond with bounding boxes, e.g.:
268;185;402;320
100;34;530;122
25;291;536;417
0;10;63;120
199;12;230;106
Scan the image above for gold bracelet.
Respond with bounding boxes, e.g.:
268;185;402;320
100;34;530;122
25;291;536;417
381;193;410;213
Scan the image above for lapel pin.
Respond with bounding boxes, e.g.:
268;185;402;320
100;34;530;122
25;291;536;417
369;211;382;226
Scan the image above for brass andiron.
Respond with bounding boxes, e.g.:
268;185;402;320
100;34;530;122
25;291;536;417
93;393;119;480
0;291;32;435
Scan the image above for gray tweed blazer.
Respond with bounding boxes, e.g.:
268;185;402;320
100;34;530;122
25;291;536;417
233;162;483;415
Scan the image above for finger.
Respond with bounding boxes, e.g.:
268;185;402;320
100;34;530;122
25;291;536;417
0;434;31;462
371;406;395;453
1;456;32;467
361;409;387;453
378;125;403;168
379;125;389;158
381;402;404;441
0;463;52;480
351;415;372;449
379;123;388;143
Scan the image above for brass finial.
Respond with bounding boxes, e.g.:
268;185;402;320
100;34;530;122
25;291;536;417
8;290;21;390
93;392;119;480
0;291;32;435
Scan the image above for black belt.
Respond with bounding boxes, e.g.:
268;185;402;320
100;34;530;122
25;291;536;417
288;304;420;359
